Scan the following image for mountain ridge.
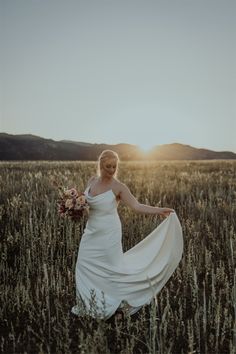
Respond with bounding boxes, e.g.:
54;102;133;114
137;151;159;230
0;132;235;160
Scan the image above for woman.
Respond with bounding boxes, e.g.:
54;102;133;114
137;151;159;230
71;150;183;320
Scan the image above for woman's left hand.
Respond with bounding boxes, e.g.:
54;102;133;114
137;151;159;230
158;207;175;218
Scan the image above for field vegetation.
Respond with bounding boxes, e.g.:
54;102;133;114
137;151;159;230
0;160;235;354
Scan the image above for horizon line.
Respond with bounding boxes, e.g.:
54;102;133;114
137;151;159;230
0;131;235;154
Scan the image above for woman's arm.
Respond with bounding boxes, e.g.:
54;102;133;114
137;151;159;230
118;183;174;217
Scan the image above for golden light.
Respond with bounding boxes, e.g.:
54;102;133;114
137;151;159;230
138;143;155;154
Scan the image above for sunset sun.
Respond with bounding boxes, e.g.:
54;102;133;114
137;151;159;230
138;143;155;154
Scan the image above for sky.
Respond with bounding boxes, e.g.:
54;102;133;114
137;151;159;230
1;0;236;152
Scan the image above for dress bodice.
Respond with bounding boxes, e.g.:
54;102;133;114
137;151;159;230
82;186;121;236
84;186;118;217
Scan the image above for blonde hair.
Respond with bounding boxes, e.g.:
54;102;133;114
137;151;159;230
97;150;120;177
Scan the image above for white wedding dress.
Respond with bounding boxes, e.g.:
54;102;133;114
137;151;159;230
71;186;183;320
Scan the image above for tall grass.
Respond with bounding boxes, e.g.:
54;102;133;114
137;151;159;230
0;160;235;353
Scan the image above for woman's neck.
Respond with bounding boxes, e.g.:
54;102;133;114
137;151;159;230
98;175;113;184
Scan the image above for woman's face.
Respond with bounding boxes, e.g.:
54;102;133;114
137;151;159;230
101;158;117;177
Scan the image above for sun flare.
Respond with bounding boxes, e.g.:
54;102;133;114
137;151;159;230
138;143;155;154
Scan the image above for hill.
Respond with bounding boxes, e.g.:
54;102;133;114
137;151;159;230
0;133;235;160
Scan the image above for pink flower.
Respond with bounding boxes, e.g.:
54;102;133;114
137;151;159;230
77;195;86;205
65;199;74;209
64;188;78;198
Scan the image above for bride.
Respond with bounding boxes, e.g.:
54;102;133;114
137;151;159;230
71;150;183;320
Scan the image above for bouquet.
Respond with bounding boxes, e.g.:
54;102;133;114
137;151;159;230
57;187;89;222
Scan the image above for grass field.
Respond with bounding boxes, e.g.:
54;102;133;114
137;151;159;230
0;160;235;354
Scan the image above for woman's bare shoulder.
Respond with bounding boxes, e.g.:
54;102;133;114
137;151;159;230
113;179;127;192
86;176;97;187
